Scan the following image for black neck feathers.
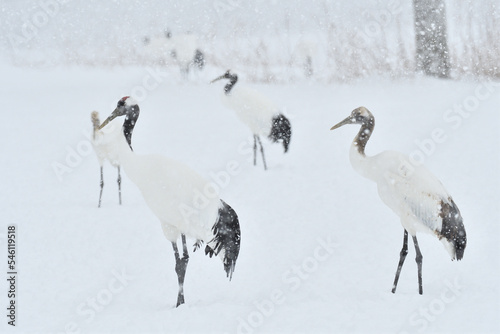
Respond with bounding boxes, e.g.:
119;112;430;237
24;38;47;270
224;74;238;95
354;116;375;155
123;105;140;151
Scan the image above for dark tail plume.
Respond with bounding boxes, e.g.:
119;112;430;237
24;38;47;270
193;49;205;70
439;198;466;260
205;200;241;280
269;114;291;153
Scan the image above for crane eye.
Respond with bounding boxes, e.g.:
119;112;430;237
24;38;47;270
117;96;130;108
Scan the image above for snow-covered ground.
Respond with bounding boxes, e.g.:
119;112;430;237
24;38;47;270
0;64;499;333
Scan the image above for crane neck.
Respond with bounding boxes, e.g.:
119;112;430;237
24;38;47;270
353;116;374;156
123;105;140;151
349;117;375;180
224;74;238;95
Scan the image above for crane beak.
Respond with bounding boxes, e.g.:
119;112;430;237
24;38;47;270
98;108;119;130
210;75;225;84
330;116;354;130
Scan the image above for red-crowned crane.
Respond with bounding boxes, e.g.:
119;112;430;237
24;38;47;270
294;35;318;77
211;70;291;170
330;106;466;294
98;97;241;307
91;104;138;207
167;31;205;75
143;30;205;76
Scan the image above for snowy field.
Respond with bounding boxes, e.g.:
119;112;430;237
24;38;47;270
0;63;499;334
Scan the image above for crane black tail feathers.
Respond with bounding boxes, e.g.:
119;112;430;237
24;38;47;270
269;114;291;153
439;198;466;260
193;49;205;70
205;200;241;280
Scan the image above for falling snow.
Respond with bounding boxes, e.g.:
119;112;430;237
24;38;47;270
0;1;499;333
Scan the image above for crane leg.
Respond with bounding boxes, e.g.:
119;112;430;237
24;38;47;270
256;136;267;170
253;135;257;166
391;230;408;293
98;166;104;208
172;234;189;307
412;235;423;295
117;166;122;205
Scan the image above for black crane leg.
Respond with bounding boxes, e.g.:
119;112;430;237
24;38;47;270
172;234;189;307
412;235;424;295
117;166;122;205
256;136;267;170
98;166;104;208
392;230;408;293
253;135;257;166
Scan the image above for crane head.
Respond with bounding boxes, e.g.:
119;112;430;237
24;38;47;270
99;96;138;130
211;70;238;94
210;70;236;84
330;106;374;130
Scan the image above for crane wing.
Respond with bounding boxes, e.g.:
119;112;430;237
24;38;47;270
125;153;220;242
375;151;450;234
223;86;279;136
373;151;466;260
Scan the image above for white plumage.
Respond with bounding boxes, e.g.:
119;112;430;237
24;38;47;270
222;85;279;137
294;35;318;77
169;33;199;70
142;36;172;63
91;111;127;207
331;106;466;294
143;31;204;75
98;97;241;307
91;113;123;167
211;70;292;170
121;151;220;243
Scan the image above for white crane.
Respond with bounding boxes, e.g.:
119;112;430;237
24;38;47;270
143;30;205;75
330;106;466;294
98;97;241;307
91;104;138;207
211;70;291;170
168;32;205;75
294;35;318;77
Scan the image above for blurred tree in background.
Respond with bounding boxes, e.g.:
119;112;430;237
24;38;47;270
413;0;450;78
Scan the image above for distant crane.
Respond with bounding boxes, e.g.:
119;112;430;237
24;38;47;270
98;97;241;307
211;70;291;170
143;30;205;75
167;31;205;75
330;106;466;294
294;35;318;77
91;104;138;207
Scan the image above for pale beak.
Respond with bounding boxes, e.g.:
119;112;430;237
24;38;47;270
98;108;119;130
210;75;225;84
330;116;354;131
